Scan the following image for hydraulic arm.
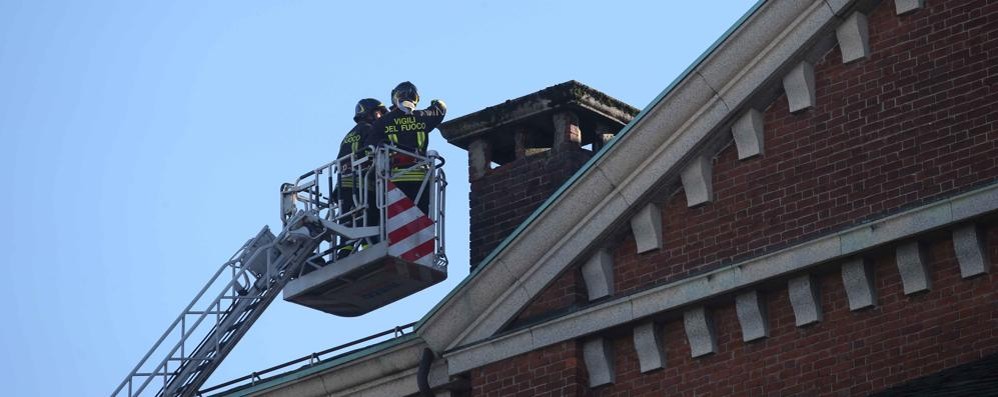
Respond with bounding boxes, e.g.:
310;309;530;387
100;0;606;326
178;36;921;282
111;212;325;397
112;145;447;397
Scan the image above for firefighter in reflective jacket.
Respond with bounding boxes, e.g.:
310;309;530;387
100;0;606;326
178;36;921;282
365;81;446;215
338;98;387;230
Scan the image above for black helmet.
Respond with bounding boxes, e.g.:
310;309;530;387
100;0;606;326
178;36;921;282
391;81;419;110
354;98;387;122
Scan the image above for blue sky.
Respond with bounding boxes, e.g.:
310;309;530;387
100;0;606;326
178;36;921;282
0;1;756;395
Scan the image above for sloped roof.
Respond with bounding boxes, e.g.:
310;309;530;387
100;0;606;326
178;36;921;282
418;0;855;354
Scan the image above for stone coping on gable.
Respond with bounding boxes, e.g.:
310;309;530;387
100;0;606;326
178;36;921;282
444;181;998;375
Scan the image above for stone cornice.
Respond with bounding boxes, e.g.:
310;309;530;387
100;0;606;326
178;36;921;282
422;0;849;354
444;183;998;374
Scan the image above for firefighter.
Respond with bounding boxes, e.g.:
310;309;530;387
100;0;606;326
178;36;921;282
364;81;447;215
338;98;387;160
335;98;387;257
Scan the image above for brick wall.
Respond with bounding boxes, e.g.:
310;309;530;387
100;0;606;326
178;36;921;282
471;340;590;397
474;226;998;396
512;0;998;322
469;147;593;268
605;226;998;396
511;265;587;326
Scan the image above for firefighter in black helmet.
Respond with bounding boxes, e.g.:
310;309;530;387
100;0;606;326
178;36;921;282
337;98;387;232
364;82;447;215
339;98;387;160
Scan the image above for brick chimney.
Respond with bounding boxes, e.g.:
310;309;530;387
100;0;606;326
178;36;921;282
439;81;638;270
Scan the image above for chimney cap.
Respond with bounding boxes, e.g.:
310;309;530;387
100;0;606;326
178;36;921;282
439;80;638;156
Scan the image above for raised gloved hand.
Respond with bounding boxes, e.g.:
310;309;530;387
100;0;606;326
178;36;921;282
430;99;447;112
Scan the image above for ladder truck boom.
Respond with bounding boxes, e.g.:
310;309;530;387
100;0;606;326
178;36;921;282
112;146;448;397
111;213;324;397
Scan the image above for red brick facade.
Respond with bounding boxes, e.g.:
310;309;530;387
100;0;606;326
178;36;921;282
479;229;998;396
469;148;594;267
478;0;998;395
513;0;998;324
471;340;591;397
614;0;998;294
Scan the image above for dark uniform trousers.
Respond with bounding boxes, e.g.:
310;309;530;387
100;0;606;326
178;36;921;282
337;122;380;230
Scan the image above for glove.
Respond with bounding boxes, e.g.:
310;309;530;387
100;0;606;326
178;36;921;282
430;99;447;112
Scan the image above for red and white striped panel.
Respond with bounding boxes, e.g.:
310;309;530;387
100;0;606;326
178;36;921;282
386;182;436;266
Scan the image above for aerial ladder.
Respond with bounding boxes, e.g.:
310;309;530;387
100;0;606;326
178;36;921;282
111;145;447;397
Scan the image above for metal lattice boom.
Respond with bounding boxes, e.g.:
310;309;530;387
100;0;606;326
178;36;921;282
111;212;324;397
112;144;449;397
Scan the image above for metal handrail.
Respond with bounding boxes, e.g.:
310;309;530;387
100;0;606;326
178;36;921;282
197;322;417;396
115;145;447;397
280;144;448;270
